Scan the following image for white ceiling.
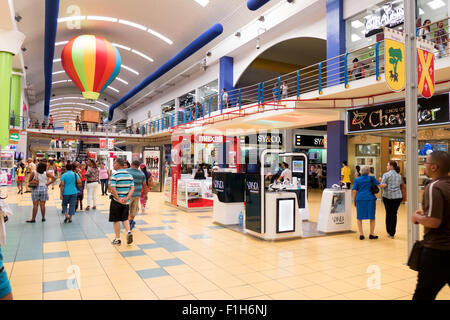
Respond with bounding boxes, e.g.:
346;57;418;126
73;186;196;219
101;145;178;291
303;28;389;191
13;0;280;120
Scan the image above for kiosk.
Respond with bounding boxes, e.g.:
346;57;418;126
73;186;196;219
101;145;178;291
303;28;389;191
98;150;132;171
212;172;245;225
244;149;308;241
317;187;352;233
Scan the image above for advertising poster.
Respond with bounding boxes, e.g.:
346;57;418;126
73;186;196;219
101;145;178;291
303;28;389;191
143;149;160;183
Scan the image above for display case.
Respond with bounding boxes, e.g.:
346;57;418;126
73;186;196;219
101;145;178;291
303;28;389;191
143;146;162;192
164;177;171;202
0;150;15;185
177;178;213;209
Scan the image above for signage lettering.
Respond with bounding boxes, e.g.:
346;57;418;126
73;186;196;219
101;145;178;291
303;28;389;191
213;180;224;191
294;135;325;147
331;215;345;225
197;135;223;144
364;2;404;37
247;181;259;193
245;133;283;146
348;94;449;133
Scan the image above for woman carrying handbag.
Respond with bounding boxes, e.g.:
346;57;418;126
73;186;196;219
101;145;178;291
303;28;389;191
26;161;56;223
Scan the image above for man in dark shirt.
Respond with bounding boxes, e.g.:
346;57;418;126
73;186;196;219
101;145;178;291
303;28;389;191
412;151;450;300
433;21;448;59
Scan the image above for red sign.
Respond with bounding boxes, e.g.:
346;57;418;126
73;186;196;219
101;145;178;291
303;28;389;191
99;138;106;149
194;135;224;144
417;48;434;98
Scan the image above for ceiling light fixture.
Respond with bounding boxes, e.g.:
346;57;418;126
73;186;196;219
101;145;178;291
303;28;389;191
96;101;110;107
118;19;147;31
122;64;139;75
351;20;364;28
351;33;361;42
52;80;68;84
131;49;154;62
427;0;445;10
147;29;173;45
116;77;129;85
193;0;210;7
112;43;131;51
55;41;68;46
107;86;119;93
57;16;86;23
53;58;61;63
87;16;118;22
52;70;65;75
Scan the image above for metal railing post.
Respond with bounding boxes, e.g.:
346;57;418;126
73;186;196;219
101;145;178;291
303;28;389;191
202;102;205;118
183;110;186;124
195;104;198;120
261;82;265;103
220;93;223;114
238;89;241;109
257;83;261;104
318;62;323;94
376;41;381;81
277;77;281;101
344;53;349;88
208;98;211;117
296;70;300;98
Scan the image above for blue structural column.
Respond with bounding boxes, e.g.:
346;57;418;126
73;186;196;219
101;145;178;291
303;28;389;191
326;120;347;188
219;56;234;106
326;0;345;87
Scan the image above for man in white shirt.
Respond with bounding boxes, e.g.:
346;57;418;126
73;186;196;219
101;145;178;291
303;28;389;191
278;162;292;183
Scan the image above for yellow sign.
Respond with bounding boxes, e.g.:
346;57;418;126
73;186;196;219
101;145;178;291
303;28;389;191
385;38;405;91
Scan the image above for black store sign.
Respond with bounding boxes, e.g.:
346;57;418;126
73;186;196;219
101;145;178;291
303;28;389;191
364;1;404;37
294;135;325;147
245;133;283;146
347;93;450;133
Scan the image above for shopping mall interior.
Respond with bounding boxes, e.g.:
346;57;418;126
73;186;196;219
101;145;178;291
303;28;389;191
0;0;449;303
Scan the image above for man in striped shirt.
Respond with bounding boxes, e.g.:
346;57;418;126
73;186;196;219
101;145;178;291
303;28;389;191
109;158;134;245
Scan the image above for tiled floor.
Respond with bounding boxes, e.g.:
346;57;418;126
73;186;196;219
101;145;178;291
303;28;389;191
2;184;449;300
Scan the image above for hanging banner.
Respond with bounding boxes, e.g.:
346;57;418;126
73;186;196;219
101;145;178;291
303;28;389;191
99;138;106;149
417;38;435;98
384;28;405;92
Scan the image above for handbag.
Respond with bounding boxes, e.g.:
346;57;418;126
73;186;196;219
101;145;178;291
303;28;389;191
407;240;424;271
28;174;39;188
370;176;379;195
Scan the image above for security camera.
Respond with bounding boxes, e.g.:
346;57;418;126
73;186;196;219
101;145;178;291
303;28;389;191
15;15;22;22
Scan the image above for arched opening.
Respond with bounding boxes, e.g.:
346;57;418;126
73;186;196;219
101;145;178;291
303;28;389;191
235;37;327;89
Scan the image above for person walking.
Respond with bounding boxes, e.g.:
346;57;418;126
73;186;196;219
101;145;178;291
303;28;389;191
60;163;81;223
84;159;99;210
47;159;57;190
126;160;147;230
341;160;352;189
24;158;36;193
109;158;134;246
16;162;26;194
75;163;86;211
434;20;448;59
316;165;324;189
99;162;110;196
278;162;292;183
27;161;56;223
352;165;380;240
140;163;152;211
412;151;450;300
418;19;431;41
379;160;404;239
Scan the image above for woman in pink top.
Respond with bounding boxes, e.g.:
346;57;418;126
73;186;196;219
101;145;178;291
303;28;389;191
99;162;110;196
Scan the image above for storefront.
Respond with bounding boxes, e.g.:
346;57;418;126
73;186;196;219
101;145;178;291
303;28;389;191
346;92;450;197
291;131;327;188
142;146;162;192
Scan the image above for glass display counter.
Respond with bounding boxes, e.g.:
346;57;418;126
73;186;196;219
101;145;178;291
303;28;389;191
177;178;213;210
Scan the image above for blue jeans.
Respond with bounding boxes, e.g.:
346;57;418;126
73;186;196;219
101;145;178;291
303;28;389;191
62;194;77;216
437;44;447;59
100;179;109;195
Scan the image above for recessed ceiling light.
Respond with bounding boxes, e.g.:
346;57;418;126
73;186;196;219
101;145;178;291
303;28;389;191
419;8;424;15
113;43;131;51
107;86;119;93
52;70;65;75
118;19;147;31
55;41;68;46
116;77;129;85
53;58;61;63
351;34;362;42
351;20;364;28
52;80;68;84
87;16;118;22
147;29;173;45
122;64;139;75
131;49;154;62
96;101;110;107
427;0;445;10
57;16;86;23
193;0;209;7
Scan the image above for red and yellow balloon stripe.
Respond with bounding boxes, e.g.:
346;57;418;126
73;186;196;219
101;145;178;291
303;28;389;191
61;35;121;100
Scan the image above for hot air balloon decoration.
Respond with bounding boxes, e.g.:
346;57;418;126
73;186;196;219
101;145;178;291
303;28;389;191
61;35;121;100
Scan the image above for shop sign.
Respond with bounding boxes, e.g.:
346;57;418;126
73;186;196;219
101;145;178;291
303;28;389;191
245;133;283;145
9;129;20;144
294;135;325;147
107;138;114;150
364;1;404;37
246;181;259;194
347;93;450;133
195;135;223;144
384;28;405;92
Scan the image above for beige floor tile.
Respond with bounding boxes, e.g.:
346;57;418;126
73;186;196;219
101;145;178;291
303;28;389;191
251;280;289;295
118;289;159;300
260;268;293;280
235;272;271;284
80;284;118;300
194;289;234;300
152;284;190;299
342;289;386;300
295;285;338;299
43;271;72;282
171;271;207;284
164;264;195;275
372;284;415;299
144;276;179;289
277;276;316;289
223;285;264;299
269;290;311;300
170;294;197;300
319;279;361;294
13;292;43;300
320;295;349;300
43;289;81;300
298;272;337;285
43;242;68;253
143;248;175;260
10;273;43;286
11;283;42;296
182;279;220;294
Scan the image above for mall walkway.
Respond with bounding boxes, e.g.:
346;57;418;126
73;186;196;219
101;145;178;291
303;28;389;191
2;186;449;300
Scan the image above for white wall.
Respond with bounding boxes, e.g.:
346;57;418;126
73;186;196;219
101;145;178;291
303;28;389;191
343;0;383;19
127;61;219;126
